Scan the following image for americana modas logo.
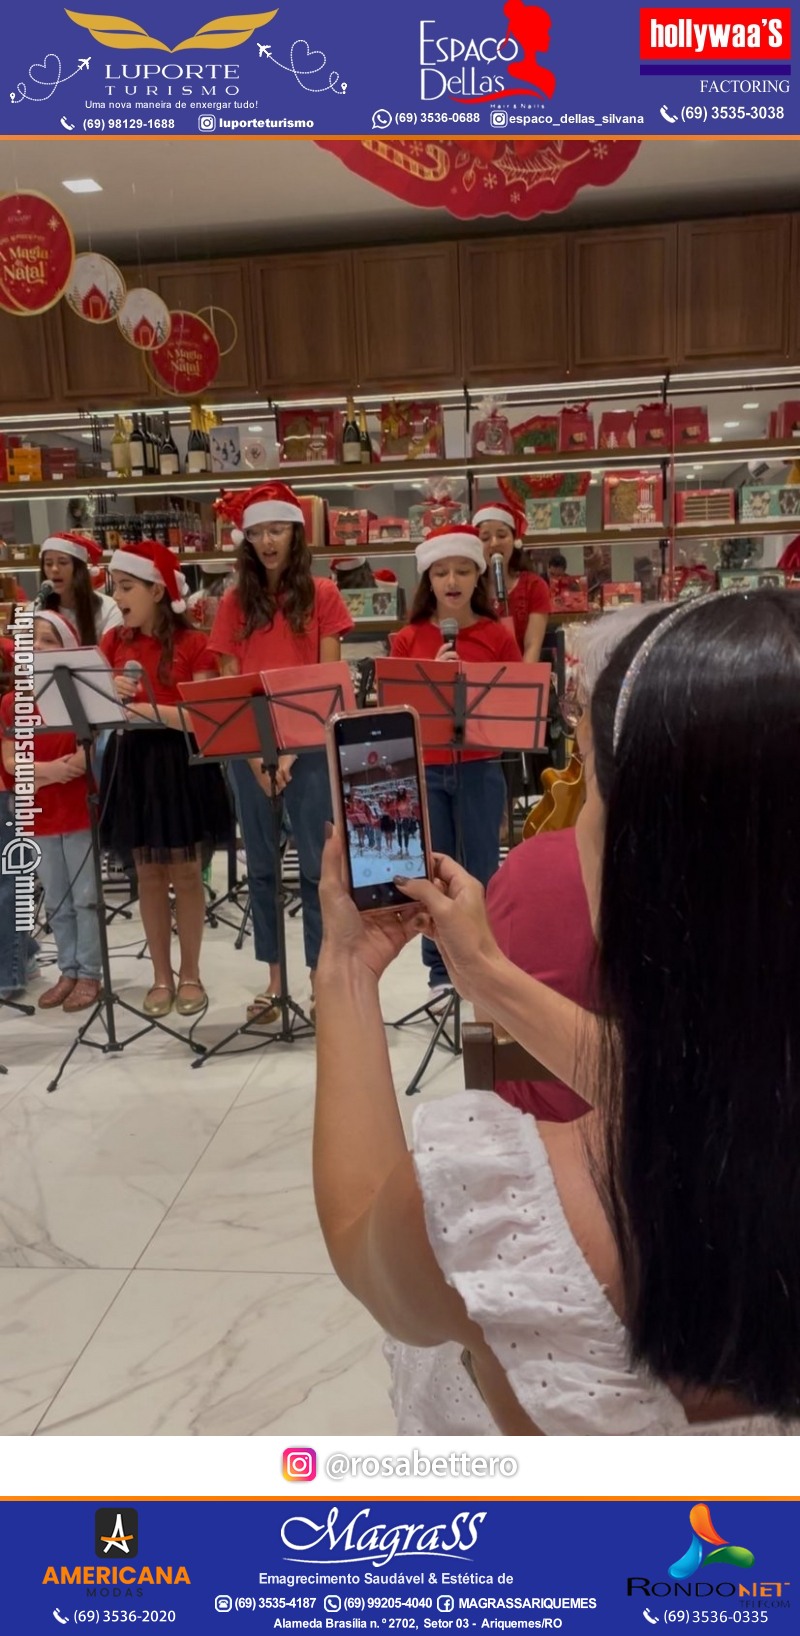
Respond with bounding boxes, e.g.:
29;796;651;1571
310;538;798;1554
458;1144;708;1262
66;9;277;52
95;1509;138;1560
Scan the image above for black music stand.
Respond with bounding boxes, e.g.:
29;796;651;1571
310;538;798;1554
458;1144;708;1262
33;655;208;1093
177;663;354;1067
375;657;550;1096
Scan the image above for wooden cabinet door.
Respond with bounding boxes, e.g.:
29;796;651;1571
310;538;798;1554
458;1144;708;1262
253;252;357;395
789;215;800;362
52;265;152;405
0;308;57;410
460;235;568;383
150;259;255;395
570;226;677;373
354;243;461;388
678;215;791;365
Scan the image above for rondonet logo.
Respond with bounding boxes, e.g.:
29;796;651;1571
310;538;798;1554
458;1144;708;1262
627;1503;791;1603
640;8;792;63
281;1506;487;1569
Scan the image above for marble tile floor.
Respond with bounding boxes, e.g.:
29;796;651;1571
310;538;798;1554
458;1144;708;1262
0;880;466;1436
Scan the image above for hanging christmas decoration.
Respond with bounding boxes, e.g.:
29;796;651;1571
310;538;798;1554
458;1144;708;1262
146;310;221;397
65;252;127;323
314;138;641;222
117;286;172;350
196;304;239;359
0;191;75;316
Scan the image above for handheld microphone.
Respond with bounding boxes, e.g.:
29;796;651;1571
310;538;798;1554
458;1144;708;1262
37;579;60;611
122;659;143;695
490;552;508;612
440;618;459;652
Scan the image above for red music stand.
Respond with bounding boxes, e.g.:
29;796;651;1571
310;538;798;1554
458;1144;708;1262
177;662;355;1065
374;656;551;1095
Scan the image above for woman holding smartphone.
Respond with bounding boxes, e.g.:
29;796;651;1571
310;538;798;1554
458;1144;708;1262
209;482;353;1024
390;525;521;999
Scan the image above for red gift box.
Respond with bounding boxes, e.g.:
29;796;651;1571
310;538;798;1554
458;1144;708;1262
509;414;560;458
380;401;444;460
277;408;340;465
550;574;589;611
603;470;664;529
328;507;374;548
600;582;643;607
675;489;735;525
673;405;709;446
775;401;800;439
559;404;595;452
599;411;635;450
368;516;410;542
635;403;672;449
0;435;21;485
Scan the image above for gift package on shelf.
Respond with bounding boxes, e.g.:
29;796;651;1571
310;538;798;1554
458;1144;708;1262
277;408;341;464
368;516;411;543
209;426;242;473
598;582;643;607
42;447;80;483
0;435;21;484
7;446;43;484
769;401;800;439
599;410;635;449
675;488;736;526
337;585;402;620
508;414;559;459
660;565;716;601
559;404;595;452
500;471;591;536
328;507;375;549
298;494;328;547
603;470;664;530
471;396;513;457
718;568;787;592
673;405;709;446
380;401;444;460
408;480;469;540
740;484;800;522
634;403;672;449
549;574;589;611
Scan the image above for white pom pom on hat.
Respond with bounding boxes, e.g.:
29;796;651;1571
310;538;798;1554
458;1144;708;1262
108;540;188;613
214;482;305;547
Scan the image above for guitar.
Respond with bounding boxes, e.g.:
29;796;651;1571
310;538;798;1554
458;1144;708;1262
522;751;585;839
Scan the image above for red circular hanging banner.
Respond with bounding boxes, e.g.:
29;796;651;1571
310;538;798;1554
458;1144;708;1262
0;191;75;316
148;310;221;397
314;138;641;222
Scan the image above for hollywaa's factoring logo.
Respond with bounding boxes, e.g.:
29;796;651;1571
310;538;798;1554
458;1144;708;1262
421;0;556;103
65;8;278;52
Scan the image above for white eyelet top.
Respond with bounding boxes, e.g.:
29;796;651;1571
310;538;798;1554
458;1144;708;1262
385;1092;799;1437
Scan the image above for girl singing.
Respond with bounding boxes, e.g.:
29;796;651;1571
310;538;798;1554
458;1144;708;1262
473;501;550;662
390;525;521;998
209;482;354;1024
39;532;123;644
101;540;230;1018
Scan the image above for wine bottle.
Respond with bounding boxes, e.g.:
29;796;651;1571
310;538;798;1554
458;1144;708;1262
342;396;361;465
358;410;372;466
159;410;180;478
111;416;131;477
129;413;146;476
187;406;207;474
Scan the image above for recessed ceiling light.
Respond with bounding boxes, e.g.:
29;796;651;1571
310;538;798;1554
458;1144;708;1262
62;178;103;194
742;401;760;409
709;436;723;444
80;432;93;441
723;421;740;429
247;424;264;433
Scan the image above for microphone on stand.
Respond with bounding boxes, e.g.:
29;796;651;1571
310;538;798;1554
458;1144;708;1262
440;617;459;653
490;552;509;614
37;578;60;611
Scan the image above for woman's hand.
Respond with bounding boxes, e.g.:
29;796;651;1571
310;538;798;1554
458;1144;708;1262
113;674;138;702
434;644;460;663
395;853;501;1004
318;827;429;984
37;756;84;787
275;753;297;794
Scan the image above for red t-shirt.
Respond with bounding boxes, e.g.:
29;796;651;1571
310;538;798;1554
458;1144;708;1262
100;626;216;705
389;616;522;765
0;690;90;835
486;826;596;1122
208;578;354;675
507;571;551;655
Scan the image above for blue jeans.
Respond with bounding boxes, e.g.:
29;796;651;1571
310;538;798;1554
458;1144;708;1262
422;758;506;989
37;830;102;981
0;791;32;996
230;750;332;971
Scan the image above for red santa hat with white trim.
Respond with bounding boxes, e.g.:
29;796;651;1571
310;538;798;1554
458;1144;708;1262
31;609;79;649
39;531;104;566
108;540;189;614
415;524;486;576
471;500;526;543
214;481;305;547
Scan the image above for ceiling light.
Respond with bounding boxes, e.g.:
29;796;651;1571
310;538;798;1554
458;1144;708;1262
247;424;264;433
709;436;723;444
80;432;93;441
742;401;760;409
62;178;103;194
723;421;740;429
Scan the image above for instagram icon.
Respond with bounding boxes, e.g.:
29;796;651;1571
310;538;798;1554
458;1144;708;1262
283;1448;317;1482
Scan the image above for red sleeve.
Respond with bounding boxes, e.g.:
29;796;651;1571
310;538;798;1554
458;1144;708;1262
100;627;124;666
207;588;242;656
486;851;516;962
0;691;13;733
494;622;523;662
525;573;551;617
389;625;414;657
187;631;219;677
316;577;355;639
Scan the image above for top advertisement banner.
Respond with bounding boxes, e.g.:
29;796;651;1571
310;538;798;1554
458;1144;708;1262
0;1;796;140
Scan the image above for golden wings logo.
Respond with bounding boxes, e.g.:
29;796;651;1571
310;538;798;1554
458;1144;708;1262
65;9;278;52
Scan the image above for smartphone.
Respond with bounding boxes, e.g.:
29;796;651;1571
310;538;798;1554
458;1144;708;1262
327;706;434;912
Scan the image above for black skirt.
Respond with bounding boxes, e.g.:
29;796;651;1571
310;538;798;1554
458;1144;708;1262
100;726;232;864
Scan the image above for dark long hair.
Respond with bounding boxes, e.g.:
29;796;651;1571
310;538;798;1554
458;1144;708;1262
410;568;497;625
117;596;191;685
236;523;314;639
591;590;800;1416
40;557;103;647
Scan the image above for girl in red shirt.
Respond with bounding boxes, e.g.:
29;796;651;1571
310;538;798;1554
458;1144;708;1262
209;483;353;1024
39;531;123;644
1;612;101;1012
473;501;551;662
390;525;521;996
101;541;229;1019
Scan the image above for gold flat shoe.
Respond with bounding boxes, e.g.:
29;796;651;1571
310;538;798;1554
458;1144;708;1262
175;981;207;1017
246;992;281;1026
143;984;175;1018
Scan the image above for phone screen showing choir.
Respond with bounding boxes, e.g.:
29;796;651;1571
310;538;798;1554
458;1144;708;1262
337;731;426;892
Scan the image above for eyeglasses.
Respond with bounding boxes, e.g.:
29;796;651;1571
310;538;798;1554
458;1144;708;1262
245;523;293;542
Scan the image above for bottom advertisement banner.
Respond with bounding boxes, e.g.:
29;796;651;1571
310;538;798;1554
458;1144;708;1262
1;1498;796;1634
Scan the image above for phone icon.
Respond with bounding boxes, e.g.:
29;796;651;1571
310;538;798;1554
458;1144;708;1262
659;104;678;124
643;1612;660;1626
54;1612;70;1626
60;116;76;131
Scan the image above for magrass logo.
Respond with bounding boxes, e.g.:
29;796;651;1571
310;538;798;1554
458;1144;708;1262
95;1509;138;1559
669;1503;754;1581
